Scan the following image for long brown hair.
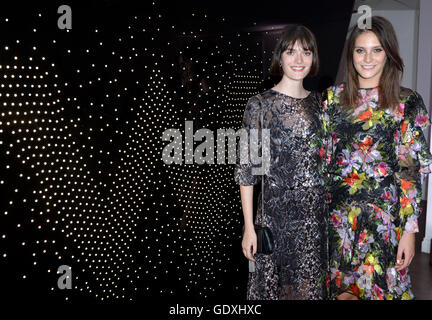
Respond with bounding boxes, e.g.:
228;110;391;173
269;25;319;77
340;16;404;110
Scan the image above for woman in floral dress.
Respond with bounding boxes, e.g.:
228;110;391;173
320;16;432;300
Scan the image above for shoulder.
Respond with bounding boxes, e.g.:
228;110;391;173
400;87;429;120
399;86;413;98
246;93;263;106
257;89;277;101
309;90;321;100
248;89;280;109
320;83;345;111
247;89;274;103
400;86;425;105
400;87;424;104
307;90;323;107
321;83;345;103
323;83;345;96
243;92;265;116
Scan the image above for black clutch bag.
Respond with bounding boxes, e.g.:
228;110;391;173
242;93;274;255
254;224;274;254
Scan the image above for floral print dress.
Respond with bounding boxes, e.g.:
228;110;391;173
319;84;432;300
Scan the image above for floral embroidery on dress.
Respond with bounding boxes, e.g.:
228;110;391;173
319;84;432;300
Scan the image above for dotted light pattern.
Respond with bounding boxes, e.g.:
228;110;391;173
0;2;273;302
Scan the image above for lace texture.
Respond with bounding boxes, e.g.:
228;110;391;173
234;89;328;300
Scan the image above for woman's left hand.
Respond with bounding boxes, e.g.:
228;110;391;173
395;232;415;271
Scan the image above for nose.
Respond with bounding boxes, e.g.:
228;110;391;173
364;52;372;63
295;52;304;64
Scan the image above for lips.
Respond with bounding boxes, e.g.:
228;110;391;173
290;66;305;72
361;65;376;70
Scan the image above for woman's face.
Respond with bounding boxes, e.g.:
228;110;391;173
353;31;387;87
280;40;313;81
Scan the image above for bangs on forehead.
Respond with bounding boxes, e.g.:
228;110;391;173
269;25;319;77
282;37;314;52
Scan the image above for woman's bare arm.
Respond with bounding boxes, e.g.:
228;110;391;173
240;185;256;261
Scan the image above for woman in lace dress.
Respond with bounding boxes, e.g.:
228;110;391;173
234;25;328;300
319;16;432;300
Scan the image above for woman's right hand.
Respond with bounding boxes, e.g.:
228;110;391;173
242;227;257;262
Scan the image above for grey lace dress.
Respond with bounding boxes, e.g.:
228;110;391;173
234;89;328;300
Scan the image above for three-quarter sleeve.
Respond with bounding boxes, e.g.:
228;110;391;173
234;95;263;186
318;90;331;172
317;88;338;191
396;91;432;233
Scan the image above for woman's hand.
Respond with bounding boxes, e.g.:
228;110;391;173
395;232;415;271
242;226;257;262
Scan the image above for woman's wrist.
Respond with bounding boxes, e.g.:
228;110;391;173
243;222;255;232
401;232;416;238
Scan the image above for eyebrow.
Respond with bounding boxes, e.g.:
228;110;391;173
286;48;312;51
354;46;383;49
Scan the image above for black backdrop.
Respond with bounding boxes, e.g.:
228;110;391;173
0;0;354;308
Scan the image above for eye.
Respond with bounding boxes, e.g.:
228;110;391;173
286;50;294;55
355;48;364;54
304;51;312;56
374;48;383;53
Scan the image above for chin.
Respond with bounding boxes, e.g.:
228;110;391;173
356;68;384;82
358;73;375;80
286;72;308;80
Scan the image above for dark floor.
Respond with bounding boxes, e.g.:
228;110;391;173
410;252;432;300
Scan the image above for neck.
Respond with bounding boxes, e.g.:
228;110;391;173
273;75;308;98
358;76;380;89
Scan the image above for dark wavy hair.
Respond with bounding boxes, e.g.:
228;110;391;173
269;25;319;77
340;16;404;110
